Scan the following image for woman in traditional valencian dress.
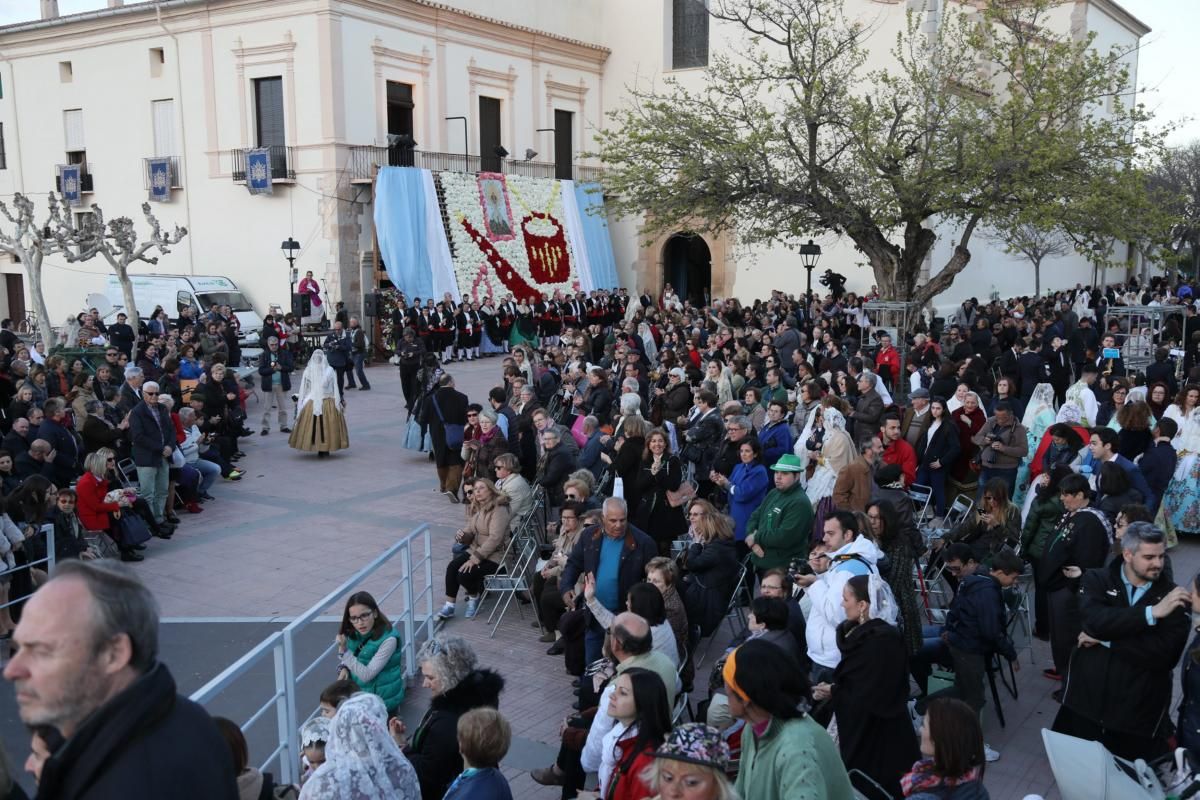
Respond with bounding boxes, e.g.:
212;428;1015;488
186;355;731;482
288;349;349;459
1162;385;1200;539
1014;383;1057;507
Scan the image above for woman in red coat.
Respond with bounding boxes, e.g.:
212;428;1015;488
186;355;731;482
949;391;986;497
594;668;671;800
76;448;136;559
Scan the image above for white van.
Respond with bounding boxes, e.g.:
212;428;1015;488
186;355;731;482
103;274;263;343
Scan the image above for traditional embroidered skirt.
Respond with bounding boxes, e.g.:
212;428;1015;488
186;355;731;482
288;398;350;453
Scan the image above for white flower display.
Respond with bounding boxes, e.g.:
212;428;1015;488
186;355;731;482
439;171;581;302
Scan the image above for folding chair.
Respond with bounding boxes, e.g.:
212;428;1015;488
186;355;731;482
480;535;542;637
671;691;691;725
908;484;933;527
1004;565;1036;664
695;555;753;667
116;458;139;489
670;536;692;558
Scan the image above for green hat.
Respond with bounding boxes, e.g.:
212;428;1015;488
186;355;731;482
771;453;804;472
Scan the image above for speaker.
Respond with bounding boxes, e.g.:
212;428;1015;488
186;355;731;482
364;292;379;318
291;292;311;319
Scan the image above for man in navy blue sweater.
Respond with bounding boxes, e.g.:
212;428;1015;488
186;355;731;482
1139;418;1178;516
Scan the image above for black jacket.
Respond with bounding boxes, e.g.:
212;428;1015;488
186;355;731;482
680;538;741;636
682;409;724;475
35;662;238;800
535;445;576;506
1;429;29;455
914;418;960;469
942;573;1016;661
36;418;79;486
1040;508;1111;593
14;450;55;481
1145;360;1178;396
1140;441;1177;514
128;401;175;468
256;347;294;392
1017;351;1048;397
405;669;504;800
1061;558;1190;739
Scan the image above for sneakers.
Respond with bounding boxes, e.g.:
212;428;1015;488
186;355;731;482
443;490;459;503
1042;668;1062;681
185;502;203;514
225;469;244;481
260;429;269;436
435;602;455;620
464;597;480;619
281;426;292;433
984;744;1000;763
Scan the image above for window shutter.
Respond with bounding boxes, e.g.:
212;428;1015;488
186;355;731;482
63;109;85;151
152;99;176;156
253;77;285;147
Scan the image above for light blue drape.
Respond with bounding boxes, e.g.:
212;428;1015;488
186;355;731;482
574;182;619;289
374;167;431;297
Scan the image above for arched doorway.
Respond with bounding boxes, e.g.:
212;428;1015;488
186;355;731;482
663;233;711;307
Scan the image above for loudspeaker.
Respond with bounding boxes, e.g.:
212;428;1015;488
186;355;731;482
364;292;379;318
291;292;311;319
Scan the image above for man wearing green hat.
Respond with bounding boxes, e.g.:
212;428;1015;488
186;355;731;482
744;453;814;573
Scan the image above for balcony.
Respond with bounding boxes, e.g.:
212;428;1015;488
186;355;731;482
230;145;295;183
346;146;603;184
54;163;95;194
141;156;183;190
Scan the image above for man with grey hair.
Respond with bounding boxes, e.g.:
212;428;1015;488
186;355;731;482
256;335;294;436
129;380;176;532
1052;522;1190;761
710;414;756;482
559;496;657;667
2;415;31;456
117;365;145;415
4;560;238;797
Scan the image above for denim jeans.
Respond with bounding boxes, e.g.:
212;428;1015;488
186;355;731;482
916;464;947;516
978;466;1017;501
584;615;606;668
192;458;221;494
347;353;370;389
136;462;169;522
910;624;951;694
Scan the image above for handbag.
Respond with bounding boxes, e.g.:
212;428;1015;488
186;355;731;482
431;395;465;449
403;418;423;451
112;512;152;547
569;415;589;447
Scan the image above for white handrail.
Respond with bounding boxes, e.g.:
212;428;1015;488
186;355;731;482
190;524;434;784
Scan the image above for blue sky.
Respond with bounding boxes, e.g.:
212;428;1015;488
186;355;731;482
0;0;1195;144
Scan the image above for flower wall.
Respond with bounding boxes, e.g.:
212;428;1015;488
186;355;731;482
439;172;581;303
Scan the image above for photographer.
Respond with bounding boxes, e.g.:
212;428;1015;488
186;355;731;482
970;399;1027;501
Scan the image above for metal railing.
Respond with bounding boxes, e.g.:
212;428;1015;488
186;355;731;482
190;524;434;785
347;146;604;183
142;156;183;189
54;163;95;194
230;146;295;182
0;526;56;614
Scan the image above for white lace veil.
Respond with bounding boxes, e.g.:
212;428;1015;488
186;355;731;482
298;693;420;800
639;322;659;367
297;349;335;417
1023;383;1056;430
823;407;847;432
862;573;899;626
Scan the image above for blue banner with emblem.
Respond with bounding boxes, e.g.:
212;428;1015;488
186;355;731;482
60;164;82;207
147;158;172;203
246;148;273;196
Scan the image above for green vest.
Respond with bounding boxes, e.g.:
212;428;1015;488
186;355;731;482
349;629;407;711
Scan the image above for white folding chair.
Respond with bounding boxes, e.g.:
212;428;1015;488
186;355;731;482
481;535;541;637
908;484;932;527
671;691;690;725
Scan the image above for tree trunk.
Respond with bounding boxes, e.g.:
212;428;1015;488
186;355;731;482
114;262;140;326
1033;258;1041;297
26;250;55;347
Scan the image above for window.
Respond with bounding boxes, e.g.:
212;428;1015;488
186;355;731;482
149;47;165;78
386;81;414;138
0;124;6;170
253;76;286;176
478;96;502;172
59;61;73;83
152;99;176;156
63;109;85;152
553;109;573;180
672;0;709;69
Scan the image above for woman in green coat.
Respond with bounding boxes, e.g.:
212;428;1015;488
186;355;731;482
726;639;853;800
1020;465;1072;640
336;590;407;714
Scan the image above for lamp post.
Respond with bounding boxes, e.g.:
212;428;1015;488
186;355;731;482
799;239;822;332
281;237;300;303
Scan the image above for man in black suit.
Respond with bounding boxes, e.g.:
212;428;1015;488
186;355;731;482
107;312;137;359
0;319;18;354
323;320;354;399
14;439;56;481
1017;338;1048;400
117;367;145;416
129;382;176;532
1145;347;1178;397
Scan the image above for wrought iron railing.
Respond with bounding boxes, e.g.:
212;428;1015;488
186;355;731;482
347;146;604;183
230;145;295;182
142;156;183;189
54;163;95;193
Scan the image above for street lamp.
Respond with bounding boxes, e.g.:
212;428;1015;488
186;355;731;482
799;239;822;330
281;236;300;300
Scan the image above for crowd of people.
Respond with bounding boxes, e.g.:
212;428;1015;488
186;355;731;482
8;273;1200;799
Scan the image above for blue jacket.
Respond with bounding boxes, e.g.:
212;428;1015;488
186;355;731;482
559;523;657;609
941;573;1016;662
1080;452;1154;511
758;420;793;467
443;767;513;800
256;347;294;392
579;430;605;480
728;461;769;540
129;401;176;468
1138;440;1176;514
323;329;353;368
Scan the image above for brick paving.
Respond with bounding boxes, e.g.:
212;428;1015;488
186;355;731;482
120;356;1200;799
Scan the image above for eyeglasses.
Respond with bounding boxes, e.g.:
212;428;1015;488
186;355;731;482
349;611;375;623
143;391;159;396
760;583;783;591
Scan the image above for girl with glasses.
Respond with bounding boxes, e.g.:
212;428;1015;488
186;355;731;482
335;590;407;715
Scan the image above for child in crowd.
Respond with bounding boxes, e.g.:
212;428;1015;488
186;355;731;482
318;678;360;718
443;707;514;800
299;715;332;787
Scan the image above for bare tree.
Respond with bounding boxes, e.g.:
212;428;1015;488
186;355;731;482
56;202;188;326
0;192;76;346
985;223;1073;297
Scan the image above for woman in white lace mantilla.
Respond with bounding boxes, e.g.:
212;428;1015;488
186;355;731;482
288;348;350;457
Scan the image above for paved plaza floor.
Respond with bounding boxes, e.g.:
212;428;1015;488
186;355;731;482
3;354;1198;798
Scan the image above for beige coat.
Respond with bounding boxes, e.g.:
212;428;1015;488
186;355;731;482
820;428;856;474
464;499;512;564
